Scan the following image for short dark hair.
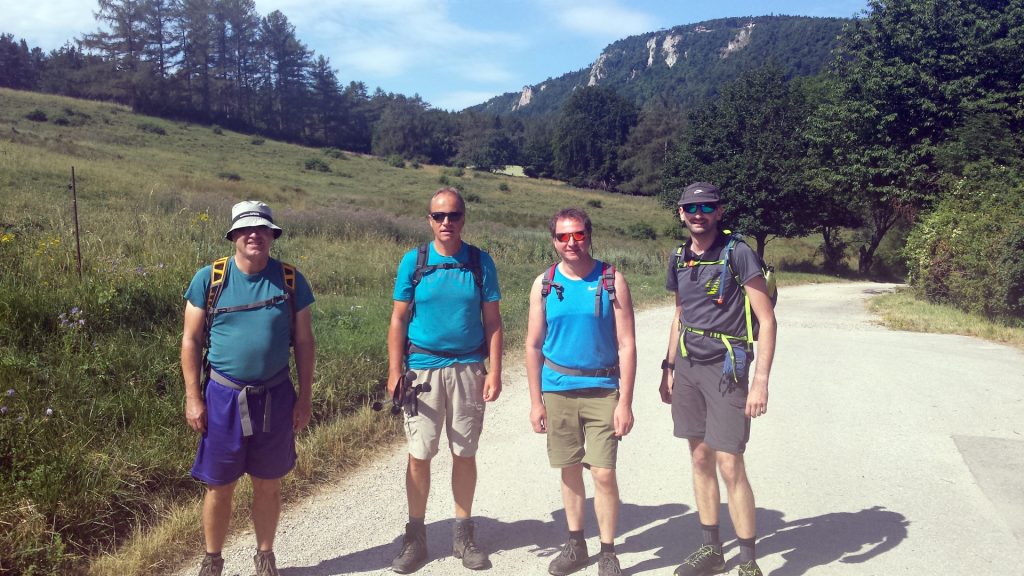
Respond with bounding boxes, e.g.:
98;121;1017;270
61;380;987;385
548;207;592;237
429;186;466;212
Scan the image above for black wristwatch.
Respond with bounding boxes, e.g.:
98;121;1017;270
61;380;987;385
661;359;675;370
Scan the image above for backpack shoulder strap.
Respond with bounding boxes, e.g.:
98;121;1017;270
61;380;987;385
466;243;484;291
206;256;230;312
672;243;687;269
540;263;562;301
594;262;616;317
411;243;430;288
280;261;298;347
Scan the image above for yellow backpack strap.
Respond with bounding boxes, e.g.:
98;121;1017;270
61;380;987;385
281;262;298;347
206;257;230;311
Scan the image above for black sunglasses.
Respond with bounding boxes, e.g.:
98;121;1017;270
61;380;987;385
682;203;718;214
429;211;464;223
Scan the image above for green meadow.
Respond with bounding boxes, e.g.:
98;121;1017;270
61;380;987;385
0;87;835;575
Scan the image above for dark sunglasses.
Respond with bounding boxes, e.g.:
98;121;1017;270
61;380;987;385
554;231;587;243
429;211;464;223
682;203;718;214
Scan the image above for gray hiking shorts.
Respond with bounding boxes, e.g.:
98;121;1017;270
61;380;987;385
672;357;751;454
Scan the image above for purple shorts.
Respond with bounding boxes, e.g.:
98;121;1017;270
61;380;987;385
191;375;297;485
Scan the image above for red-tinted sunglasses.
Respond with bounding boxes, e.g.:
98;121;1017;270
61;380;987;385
555;231;587;243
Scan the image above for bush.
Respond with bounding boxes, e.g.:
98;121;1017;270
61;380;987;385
211;125;223;135
465;192;482;204
137;122;166;135
586;199;602;208
323;147;344;159
53;117;70;126
905;169;1024;321
499;183;510;192
438;175;451;186
386;155;405;168
26;109;47;122
217;172;241;181
304;158;330;172
626;222;657;240
251;137;265;145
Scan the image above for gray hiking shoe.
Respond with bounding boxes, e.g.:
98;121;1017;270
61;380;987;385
196;555;223;576
254;550;279;576
735;561;763;576
674;544;725;576
598;552;622;576
392;522;428;574
548;538;589;576
453;519;490;570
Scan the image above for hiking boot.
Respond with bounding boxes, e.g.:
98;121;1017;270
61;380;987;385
253;550;280;576
453;519;490;570
674;544;725;576
392;522;428;574
735;561;763;576
548;538;589;576
196;555;223;576
598;551;622;576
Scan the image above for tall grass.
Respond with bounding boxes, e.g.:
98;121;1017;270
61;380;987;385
0;88;841;575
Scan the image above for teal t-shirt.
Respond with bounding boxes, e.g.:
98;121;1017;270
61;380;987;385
185;257;314;381
541;261;619;392
393;242;501;369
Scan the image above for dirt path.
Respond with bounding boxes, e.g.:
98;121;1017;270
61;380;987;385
179;282;1024;576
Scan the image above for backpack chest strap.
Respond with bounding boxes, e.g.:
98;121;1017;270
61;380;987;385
209;292;290;315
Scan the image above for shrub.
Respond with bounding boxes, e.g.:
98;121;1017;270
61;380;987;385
53;117;70;126
251;137;265;145
304;158;330;172
137;122;166;135
586;199;602;208
323;147;344;159
438;175;451;185
217;172;241;181
499;183;510;192
26;109;47;122
626;222;657;240
387;155;405;168
411;160;422;169
211;125;223;135
465;192;482;204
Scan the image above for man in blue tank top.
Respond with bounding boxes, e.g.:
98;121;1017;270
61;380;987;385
387;187;504;573
181;201;316;576
660;183;777;576
525;208;636;576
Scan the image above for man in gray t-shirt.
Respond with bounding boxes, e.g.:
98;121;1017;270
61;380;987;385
659;182;777;576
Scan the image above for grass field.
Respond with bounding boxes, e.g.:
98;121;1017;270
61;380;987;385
1;87;850;575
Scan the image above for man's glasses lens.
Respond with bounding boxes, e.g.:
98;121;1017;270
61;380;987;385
429;211;463;222
683;203;717;214
555;231;587;242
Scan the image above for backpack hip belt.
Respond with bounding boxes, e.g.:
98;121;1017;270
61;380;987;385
208;367;290;437
407;341;487;359
544;358;620;378
679;325;749;383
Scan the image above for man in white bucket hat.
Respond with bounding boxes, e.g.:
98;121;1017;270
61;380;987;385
182;200;316;576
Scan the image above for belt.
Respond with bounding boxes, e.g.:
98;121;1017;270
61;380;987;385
407;342;486;359
208;367;290;437
544;358;619;378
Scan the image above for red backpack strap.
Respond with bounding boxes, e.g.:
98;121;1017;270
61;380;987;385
594;263;617;316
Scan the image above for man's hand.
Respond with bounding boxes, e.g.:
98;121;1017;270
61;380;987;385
529;403;547;433
483;371;502;402
745;374;769;418
659;369;673;404
185;396;207;433
293;394;313;432
613;402;634;438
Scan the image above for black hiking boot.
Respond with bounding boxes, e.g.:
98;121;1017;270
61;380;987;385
674;544;725;576
548;537;589;576
253;550;280;576
453;519;490;570
598;551;622;576
196;554;223;576
392;522;428;574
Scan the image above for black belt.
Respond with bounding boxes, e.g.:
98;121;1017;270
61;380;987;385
208;367;290;437
544;358;619;378
407;342;486;358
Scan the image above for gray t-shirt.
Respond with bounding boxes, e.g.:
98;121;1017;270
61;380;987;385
666;233;763;361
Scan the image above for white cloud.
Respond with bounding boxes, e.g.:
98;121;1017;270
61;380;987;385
547;0;657;40
4;0;95;49
431;90;505;112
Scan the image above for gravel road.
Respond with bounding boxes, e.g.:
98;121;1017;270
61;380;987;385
177;282;1024;576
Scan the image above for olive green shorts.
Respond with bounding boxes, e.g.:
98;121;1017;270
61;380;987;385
543;388;620;469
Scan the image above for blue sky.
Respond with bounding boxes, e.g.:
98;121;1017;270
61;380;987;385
4;0;868;111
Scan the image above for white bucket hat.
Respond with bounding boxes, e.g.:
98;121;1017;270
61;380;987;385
225;200;283;240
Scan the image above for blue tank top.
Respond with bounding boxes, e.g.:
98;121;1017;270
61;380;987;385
541;260;619;392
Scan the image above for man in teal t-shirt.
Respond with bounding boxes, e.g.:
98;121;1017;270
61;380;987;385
387;187;504;573
181;200;315;576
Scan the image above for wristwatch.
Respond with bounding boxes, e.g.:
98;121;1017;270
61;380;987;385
661;359;675;370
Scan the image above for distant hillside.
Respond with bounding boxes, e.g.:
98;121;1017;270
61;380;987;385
469;15;851;116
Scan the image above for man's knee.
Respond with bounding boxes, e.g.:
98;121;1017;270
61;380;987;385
716;452;746;486
690;441;716;472
590;467;618;493
250;477;281;500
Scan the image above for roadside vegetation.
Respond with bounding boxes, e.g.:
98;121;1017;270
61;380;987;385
868;290;1024;351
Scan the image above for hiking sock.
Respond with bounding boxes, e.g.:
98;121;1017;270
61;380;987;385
205;552;222;559
737;536;756;564
700;523;721;550
569;529;585;543
600;541;615;554
409;515;425;526
454;517;472;527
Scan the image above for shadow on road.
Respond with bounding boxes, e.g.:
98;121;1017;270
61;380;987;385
279;503;907;575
